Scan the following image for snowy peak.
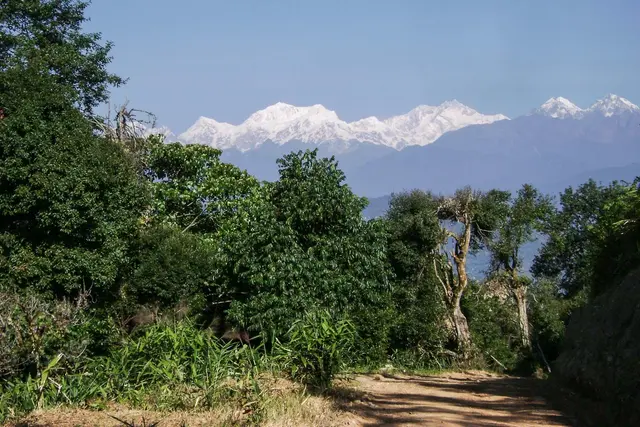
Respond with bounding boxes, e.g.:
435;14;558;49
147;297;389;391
180;116;236;149
534;97;584;119
177;100;509;151
533;94;640;119
380;101;508;147
587;94;640;117
137;94;639;153
243;102;340;125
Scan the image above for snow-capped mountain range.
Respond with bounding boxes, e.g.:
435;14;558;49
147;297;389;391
172;100;508;151
532;94;640;119
145;94;639;152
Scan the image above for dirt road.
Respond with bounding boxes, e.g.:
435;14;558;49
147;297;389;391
8;372;581;426
345;371;575;426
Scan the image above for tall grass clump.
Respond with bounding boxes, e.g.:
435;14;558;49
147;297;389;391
276;310;355;391
0;319;272;423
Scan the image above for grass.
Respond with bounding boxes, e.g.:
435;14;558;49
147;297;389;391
0;318;360;426
5;378;353;427
0;320;277;423
2;316;471;425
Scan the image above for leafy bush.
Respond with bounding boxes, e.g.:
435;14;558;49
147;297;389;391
125;224;217;310
213;150;390;341
0;65;148;300
462;283;527;371
0;289;100;380
384;190;456;366
347;303;394;367
278;310;355;390
528;279;581;364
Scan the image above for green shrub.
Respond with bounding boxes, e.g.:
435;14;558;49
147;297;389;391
0;289;98;380
462;283;527;371
346;303;394;367
528;279;581;364
125;224;217;310
278;310;355;390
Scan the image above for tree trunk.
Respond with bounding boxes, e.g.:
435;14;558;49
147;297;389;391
449;219;473;358
452;292;472;356
512;284;531;349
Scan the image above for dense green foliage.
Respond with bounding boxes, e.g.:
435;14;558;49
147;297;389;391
532;179;633;296
385;191;448;364
2;1;639;423
489;184;553;278
212;150;391;361
144;138;258;232
0;318;274;420
0;65;147;301
0;0;124;113
124;224;217;310
278;310;355;390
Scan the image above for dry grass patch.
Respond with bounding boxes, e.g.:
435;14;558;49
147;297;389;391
5;378;359;427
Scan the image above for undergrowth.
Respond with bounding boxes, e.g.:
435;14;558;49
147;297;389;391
0;313;362;424
0;320;275;423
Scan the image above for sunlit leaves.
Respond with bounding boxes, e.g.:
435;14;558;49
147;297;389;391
212;149;390;340
144;140;258;233
532;179;634;295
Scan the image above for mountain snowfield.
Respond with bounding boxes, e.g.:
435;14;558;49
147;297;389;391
172;100;508;151
142;94;639;152
531;94;640;119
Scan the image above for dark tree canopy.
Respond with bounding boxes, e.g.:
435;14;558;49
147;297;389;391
0;0;123;114
385;190;448;351
0;64;147;300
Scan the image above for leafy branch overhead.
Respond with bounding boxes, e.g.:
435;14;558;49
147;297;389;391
144;139;258;233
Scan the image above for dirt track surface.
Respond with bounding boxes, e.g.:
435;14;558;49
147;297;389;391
346;371;574;426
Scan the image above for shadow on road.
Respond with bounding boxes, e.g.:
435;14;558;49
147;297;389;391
344;373;578;426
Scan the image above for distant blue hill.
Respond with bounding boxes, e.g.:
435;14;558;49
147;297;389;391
348;113;640;197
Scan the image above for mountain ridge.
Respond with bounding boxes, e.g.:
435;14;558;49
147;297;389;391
175;100;508;151
530;94;639;120
144;94;638;152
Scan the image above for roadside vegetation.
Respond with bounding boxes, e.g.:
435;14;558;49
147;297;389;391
2;1;639;425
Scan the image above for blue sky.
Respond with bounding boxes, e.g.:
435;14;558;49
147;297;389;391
85;0;640;131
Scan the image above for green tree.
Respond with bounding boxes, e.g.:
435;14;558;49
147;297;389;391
0;0;124;114
532;179;631;297
0;64;147;300
125;224;217;310
589;178;640;296
434;187;510;357
143;139;258;233
213;150;391;362
385;190;448;358
488;184;553;349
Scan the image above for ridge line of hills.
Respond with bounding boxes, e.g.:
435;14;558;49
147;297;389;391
144;93;639;152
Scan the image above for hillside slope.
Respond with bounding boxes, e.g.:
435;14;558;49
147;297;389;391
554;268;640;426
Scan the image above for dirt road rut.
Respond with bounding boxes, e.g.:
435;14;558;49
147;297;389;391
345;371;574;426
